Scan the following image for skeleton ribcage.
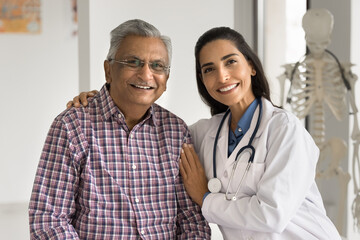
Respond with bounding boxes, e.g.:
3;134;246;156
289;58;347;147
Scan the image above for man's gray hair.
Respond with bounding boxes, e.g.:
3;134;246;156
106;19;172;65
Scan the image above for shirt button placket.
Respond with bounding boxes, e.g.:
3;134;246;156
128;130;143;237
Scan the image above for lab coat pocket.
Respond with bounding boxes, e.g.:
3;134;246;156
231;160;265;196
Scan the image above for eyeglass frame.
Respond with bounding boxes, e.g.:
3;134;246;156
108;57;171;74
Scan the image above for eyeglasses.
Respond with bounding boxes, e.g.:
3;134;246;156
109;58;170;74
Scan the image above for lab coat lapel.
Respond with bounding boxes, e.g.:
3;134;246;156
241;97;273;141
208;112;230;169
216;114;230;167
255;97;273;138
208;98;274;174
223;98;272;168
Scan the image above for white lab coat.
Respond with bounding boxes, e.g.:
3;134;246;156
190;97;341;240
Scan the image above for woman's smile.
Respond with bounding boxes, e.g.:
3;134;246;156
218;83;239;93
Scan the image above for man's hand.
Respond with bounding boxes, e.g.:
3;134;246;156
66;90;98;109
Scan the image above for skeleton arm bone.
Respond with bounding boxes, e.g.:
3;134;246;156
278;63;297;107
344;63;360;140
343;62;360;230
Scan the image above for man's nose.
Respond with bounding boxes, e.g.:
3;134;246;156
137;63;154;81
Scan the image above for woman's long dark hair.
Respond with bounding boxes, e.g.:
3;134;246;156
195;27;272;116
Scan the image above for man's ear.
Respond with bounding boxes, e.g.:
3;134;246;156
104;60;111;84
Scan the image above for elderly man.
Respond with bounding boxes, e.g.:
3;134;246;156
29;19;211;239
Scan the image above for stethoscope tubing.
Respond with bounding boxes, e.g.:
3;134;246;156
211;98;263;200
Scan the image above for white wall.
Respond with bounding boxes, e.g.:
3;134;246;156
0;0;79;203
263;0;306;106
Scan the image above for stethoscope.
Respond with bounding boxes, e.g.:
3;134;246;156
207;98;262;201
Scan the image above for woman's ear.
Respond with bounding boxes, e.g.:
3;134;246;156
249;61;256;76
251;68;256;76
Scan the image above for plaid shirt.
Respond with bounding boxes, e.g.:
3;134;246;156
29;85;211;239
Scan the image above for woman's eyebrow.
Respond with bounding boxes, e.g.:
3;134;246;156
201;53;239;69
221;53;238;61
201;62;213;69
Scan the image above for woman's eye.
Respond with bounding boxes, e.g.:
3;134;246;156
226;59;237;65
203;67;214;74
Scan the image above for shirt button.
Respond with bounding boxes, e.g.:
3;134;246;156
118;113;122;118
223;171;228;178
238;127;243;132
135;198;140;203
132;164;137;170
141;230;145;235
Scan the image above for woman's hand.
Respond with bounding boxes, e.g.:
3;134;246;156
179;143;209;207
66;90;98;109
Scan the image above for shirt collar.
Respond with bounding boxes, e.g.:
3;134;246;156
229;98;259;137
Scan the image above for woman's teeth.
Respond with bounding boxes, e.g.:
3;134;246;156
219;84;237;92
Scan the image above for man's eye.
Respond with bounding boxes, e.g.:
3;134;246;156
151;62;165;70
127;59;141;67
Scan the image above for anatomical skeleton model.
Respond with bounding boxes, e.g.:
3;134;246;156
278;9;360;235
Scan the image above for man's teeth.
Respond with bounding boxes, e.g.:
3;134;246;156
134;85;151;89
219;84;237;92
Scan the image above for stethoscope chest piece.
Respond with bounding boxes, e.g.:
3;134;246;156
208;178;221;193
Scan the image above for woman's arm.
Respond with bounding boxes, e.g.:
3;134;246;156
66;90;98;108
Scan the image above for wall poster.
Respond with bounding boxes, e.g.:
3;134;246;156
0;0;41;34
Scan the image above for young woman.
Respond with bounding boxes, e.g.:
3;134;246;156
178;27;340;240
69;27;341;240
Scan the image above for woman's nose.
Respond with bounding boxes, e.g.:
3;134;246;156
217;67;230;82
